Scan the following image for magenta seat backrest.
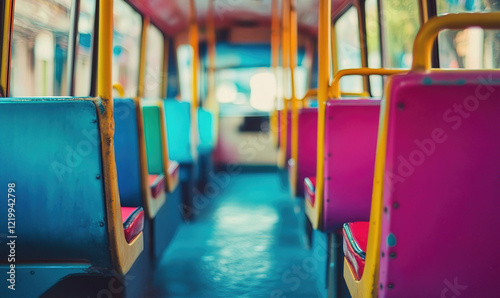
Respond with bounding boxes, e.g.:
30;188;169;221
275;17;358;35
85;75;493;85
286;110;292;161
323;100;380;232
276;111;292;160
296;108;318;196
378;72;500;297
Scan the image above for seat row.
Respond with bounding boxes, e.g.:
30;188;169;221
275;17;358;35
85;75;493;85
280;13;500;297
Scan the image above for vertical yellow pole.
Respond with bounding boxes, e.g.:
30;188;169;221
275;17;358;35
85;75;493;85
96;0;116;225
289;0;299;195
278;0;290;169
138;18;148;99
270;0;280;147
1;0;14;97
309;0;331;230
189;0;200;152
189;0;199;117
207;0;219;142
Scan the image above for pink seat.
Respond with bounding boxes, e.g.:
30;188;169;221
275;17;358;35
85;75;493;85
296;108;318;196
121;207;144;243
304;177;316;206
149;174;165;198
323;100;380;232
286;110;291;161
377;71;500;296
342;222;369;281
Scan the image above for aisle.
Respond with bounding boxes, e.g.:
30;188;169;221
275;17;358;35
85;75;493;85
149;171;322;297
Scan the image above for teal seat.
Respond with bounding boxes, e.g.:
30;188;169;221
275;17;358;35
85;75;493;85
163;99;194;164
143;103;165;174
198;107;215;154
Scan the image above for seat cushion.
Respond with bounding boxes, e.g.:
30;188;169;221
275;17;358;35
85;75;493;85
121;207;144;243
168;160;179;177
343;221;369;280
149;174;166;198
304;177;316;206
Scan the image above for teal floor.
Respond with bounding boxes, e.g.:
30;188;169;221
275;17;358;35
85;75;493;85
149;171;322;297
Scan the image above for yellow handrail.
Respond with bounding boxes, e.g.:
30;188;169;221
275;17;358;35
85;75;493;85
96;0;143;275
305;0;330;230
189;0;199;116
301;88;318;107
270;0;280;147
289;0;300;194
278;0;290;169
329;68;407;98
412;12;500;70
112;83;125;98
0;0;13;97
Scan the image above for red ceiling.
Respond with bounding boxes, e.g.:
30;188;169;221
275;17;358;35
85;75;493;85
127;0;353;37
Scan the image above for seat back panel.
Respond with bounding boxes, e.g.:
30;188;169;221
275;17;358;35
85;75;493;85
143;104;164;174
378;72;500;296
323;100;380;232
164;100;194;164
0;99;111;266
114;98;142;207
296;108;318;196
198;107;215;153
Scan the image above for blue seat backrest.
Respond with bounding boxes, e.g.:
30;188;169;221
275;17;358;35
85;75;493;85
0;99;111;267
163;99;194;163
198;107;215;154
113;98;142;207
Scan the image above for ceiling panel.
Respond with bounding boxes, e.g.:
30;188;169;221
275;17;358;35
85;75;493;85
127;0;354;36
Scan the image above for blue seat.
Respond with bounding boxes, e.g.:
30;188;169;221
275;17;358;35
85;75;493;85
114;98;142;207
0;98;142;296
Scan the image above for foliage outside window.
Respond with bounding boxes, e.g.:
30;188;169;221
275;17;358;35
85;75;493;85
437;0;500;69
381;0;420;68
335;6;363;93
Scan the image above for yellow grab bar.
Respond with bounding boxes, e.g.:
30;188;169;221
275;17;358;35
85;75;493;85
329;68;407;98
112;83;125;98
412;12;500;70
306;0;330;230
300;89;318;107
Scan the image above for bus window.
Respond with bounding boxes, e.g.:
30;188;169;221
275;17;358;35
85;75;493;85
437;0;500;69
177;44;193;101
381;0;420;68
10;0;72;97
216;68;275;114
113;0;142;98
365;0;383;97
144;24;165;99
335;6;363;93
74;0;96;97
